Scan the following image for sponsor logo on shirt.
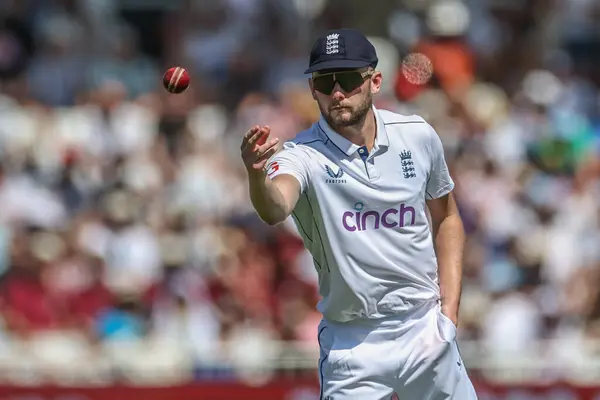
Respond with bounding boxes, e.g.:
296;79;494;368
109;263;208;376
342;202;416;231
325;164;346;184
266;161;279;178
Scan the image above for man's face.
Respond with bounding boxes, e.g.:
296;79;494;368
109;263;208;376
309;68;382;129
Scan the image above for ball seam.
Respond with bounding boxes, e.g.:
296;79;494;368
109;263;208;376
168;67;185;92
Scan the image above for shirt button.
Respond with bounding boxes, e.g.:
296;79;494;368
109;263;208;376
359;148;365;153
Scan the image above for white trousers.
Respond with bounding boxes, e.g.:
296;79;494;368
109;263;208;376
318;303;478;399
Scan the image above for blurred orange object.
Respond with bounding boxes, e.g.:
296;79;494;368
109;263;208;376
415;39;475;93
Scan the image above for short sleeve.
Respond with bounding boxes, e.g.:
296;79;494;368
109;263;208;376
425;124;454;200
265;142;310;193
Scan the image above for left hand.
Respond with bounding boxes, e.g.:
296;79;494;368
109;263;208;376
441;305;458;328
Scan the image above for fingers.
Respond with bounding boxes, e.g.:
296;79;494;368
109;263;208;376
254;138;280;162
255;126;271;146
241;126;271;151
243;126;260;140
241;126;278;171
240;126;260;150
254;147;279;169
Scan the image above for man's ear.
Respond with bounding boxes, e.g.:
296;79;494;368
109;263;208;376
371;71;383;95
308;78;317;100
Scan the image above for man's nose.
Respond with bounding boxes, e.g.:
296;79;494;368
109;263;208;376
331;82;346;101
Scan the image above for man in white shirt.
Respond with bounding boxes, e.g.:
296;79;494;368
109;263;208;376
240;28;477;399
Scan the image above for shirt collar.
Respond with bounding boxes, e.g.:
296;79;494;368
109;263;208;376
317;105;389;156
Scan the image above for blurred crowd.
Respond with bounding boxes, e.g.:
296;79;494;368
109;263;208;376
1;0;600;382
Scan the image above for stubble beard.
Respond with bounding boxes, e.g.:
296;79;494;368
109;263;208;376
322;92;373;131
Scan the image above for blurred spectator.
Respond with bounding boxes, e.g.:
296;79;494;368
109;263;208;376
87;25;159;99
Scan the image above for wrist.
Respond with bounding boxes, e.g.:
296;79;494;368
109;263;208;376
441;302;458;313
441;304;459;325
247;167;267;180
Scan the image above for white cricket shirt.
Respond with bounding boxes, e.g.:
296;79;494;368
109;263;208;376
266;106;454;322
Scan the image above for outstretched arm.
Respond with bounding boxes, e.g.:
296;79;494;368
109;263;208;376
248;171;301;225
241;126;303;225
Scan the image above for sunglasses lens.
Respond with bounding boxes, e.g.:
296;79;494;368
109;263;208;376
313;72;367;94
313;75;335;94
337;72;366;92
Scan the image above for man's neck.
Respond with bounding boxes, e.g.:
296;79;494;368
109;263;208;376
336;108;377;152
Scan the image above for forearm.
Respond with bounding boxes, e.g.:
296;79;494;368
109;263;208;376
434;213;465;320
248;170;291;225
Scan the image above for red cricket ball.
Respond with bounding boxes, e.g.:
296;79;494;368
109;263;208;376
163;66;190;94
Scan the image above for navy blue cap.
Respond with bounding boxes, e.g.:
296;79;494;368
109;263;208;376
304;29;378;74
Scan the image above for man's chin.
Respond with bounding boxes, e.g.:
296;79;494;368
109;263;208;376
330;111;353;125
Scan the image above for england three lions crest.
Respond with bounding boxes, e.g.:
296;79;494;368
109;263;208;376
400;150;416;179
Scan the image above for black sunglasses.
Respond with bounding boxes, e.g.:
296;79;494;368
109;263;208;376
312;70;374;95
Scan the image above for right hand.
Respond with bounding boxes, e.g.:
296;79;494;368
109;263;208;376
240;125;280;173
